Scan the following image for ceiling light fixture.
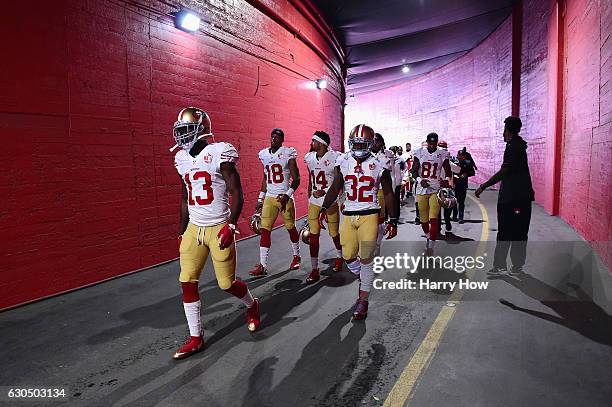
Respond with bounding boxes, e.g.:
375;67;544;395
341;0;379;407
402;65;410;73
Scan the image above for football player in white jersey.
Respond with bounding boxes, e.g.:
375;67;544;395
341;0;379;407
411;132;453;256
319;124;398;320
372;133;395;257
303;131;343;283
171;107;260;360
249;128;301;277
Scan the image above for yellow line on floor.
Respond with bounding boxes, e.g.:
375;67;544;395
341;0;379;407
383;193;490;407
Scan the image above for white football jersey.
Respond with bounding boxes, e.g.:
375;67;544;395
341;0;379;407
376;149;397;189
336;152;392;212
413;147;450;195
258;146;298;197
305;150;341;206
174;142;238;227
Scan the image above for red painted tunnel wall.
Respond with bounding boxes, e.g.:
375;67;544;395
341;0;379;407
0;0;343;309
346;0;611;270
345;18;513;187
560;0;611;270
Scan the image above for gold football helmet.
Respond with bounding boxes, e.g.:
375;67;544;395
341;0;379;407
171;107;212;152
437;188;457;209
300;221;311;245
348;124;375;159
250;211;262;235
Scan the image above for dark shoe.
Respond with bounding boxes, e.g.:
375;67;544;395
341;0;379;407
508;266;524;276
458;219;465;224
445;223;452;232
487;267;507;276
414;217;421;225
451;216;459;222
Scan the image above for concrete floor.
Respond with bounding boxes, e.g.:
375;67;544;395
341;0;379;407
1;188;610;407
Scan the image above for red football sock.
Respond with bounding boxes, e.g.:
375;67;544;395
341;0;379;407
288;227;299;243
429;219;438;240
332;235;342;251
181;282;200;303
421;222;430;235
260;229;271;248
309;234;320;258
225;279;247;298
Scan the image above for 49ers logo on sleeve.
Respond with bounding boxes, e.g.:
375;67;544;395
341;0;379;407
369;162;376;170
202;153;212;163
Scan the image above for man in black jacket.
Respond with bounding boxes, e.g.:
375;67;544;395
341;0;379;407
475;116;534;275
454;148;476;223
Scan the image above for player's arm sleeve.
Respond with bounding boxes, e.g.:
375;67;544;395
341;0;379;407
217;143;239;171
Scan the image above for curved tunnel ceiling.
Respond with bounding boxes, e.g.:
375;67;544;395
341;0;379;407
312;0;513;95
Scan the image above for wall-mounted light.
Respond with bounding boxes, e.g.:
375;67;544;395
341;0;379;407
402;65;410;73
316;79;327;89
175;9;201;32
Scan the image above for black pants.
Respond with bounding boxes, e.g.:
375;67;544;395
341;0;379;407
493;201;532;269
394;186;401;216
455;184;467;219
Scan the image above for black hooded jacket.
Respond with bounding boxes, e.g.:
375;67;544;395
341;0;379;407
499;135;535;203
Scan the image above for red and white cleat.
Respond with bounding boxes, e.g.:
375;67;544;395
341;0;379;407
247;298;261;332
352;299;369;321
173;335;204;360
249;264;268;277
306;269;320;284
289;255;301;270
333;257;344;272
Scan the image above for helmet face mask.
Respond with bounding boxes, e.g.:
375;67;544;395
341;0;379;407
348;140;372;158
348;124;375;159
172;107;212;151
173;123;204;151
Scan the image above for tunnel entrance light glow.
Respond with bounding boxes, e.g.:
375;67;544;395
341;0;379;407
176;10;200;32
316;79;327;89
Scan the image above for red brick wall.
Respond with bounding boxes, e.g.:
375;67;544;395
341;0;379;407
560;0;611;270
0;0;343;309
518;0;555;208
345;19;513;186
